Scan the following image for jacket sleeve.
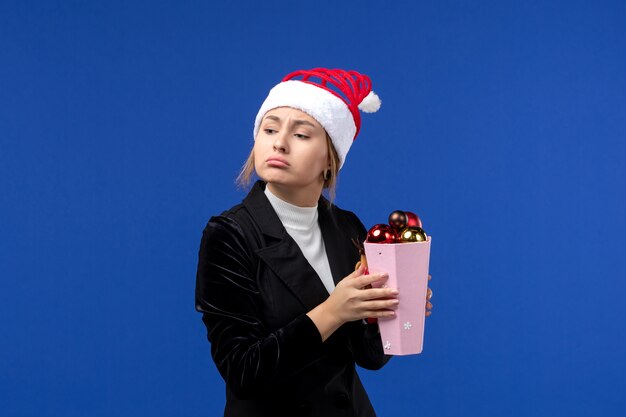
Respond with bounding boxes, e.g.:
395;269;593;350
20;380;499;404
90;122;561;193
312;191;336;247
348;320;391;370
195;215;325;398
342;210;393;370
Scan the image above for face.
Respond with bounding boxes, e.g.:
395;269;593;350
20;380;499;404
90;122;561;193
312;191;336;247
254;107;329;191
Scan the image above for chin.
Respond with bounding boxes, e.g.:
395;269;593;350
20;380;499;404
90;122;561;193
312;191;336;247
258;167;290;181
258;169;321;189
258;173;290;186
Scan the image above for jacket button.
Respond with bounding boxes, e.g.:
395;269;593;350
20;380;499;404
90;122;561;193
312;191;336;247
334;393;350;409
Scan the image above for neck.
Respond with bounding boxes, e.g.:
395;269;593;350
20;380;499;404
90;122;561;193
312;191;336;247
266;182;323;207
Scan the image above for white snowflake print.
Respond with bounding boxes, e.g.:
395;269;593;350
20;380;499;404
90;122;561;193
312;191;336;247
403;321;412;330
383;341;391;350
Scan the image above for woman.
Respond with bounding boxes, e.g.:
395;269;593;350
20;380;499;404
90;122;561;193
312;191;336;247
195;68;427;416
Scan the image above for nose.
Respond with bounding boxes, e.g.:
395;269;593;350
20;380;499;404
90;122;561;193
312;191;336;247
272;131;288;152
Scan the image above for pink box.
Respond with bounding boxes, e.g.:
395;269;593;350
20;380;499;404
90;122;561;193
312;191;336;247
363;237;432;355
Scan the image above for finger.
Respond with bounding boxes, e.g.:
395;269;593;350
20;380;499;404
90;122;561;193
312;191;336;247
354;272;388;289
426;301;433;310
427;288;433;300
428;274;432;281
360;287;399;300
364;309;396;319
362;299;399;311
425;310;432;317
337;265;368;288
360;254;368;273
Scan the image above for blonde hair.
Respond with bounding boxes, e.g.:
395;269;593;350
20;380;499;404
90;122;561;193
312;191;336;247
236;132;341;203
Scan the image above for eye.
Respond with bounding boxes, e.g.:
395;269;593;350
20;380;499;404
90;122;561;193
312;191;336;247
294;133;310;139
263;128;277;134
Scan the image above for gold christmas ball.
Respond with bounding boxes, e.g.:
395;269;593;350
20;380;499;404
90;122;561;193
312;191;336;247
399;226;428;242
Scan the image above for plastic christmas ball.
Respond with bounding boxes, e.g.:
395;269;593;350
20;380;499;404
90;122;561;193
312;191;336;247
398;226;428;242
388;210;407;230
405;211;423;228
366;224;398;243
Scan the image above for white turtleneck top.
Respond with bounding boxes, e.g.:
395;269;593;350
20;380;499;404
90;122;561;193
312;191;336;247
264;186;336;294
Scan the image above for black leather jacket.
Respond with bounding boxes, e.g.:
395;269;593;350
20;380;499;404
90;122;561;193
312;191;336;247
195;180;391;416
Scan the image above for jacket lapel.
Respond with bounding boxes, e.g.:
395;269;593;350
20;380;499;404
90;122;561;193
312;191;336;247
243;181;331;312
317;199;358;286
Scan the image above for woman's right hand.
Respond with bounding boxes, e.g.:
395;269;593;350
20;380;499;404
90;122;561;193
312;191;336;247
306;264;399;342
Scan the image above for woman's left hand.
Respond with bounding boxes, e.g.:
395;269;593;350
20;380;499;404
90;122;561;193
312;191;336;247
425;274;433;317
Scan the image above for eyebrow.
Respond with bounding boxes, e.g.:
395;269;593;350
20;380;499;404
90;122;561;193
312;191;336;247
263;115;317;128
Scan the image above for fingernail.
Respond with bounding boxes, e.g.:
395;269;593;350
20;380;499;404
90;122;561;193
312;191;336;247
391;289;399;295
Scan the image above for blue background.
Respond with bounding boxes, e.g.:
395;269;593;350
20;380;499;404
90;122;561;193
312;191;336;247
2;1;625;416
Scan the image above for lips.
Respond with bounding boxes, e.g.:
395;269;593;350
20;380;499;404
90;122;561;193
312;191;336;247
266;157;289;167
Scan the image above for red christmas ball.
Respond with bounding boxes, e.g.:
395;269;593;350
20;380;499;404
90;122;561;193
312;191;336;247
405;211;423;228
366;224;398;243
388;210;407;230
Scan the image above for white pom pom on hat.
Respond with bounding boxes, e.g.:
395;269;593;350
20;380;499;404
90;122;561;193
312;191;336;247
253;68;380;169
358;90;382;113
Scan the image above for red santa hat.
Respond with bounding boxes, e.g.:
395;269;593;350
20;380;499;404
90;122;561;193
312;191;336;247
253;68;381;169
